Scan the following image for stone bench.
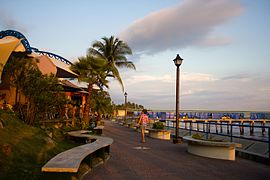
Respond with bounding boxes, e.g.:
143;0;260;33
148;129;171;140
93;125;104;135
42;130;113;177
183;136;241;161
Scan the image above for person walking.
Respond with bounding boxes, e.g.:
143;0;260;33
138;109;149;143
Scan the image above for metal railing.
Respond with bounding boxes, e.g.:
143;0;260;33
114;116;270;158
163;119;270;158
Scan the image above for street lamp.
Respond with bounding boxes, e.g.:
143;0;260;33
173;54;183;144
124;92;128;124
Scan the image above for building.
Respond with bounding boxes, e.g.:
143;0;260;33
0;30;85;108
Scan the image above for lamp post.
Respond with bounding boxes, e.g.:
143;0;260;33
124;92;128;124
173;54;183;144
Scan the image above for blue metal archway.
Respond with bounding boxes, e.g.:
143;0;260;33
0;29;32;53
31;48;72;65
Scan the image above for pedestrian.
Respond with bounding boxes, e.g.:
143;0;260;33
137;109;149;143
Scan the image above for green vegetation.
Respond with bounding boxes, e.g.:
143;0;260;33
89;36;135;91
0;111;80;179
71;36;135;126
3;52;67;125
115;101;145;110
0;35;135;179
92;90;113;122
152;121;165;130
71;55;109;126
191;133;204;139
191;133;224;142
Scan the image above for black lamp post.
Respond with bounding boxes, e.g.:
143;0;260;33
173;54;183;144
124;92;128;124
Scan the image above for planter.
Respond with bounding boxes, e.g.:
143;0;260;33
136;127;149;133
183;136;242;161
148;129;171;140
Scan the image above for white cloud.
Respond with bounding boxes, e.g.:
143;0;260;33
109;72;270;111
119;0;243;54
182;72;218;82
124;72;217;85
195;36;232;47
126;74;174;84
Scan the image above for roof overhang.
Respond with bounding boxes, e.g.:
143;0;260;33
34;54;78;78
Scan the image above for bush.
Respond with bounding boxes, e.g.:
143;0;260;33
192;133;203;139
152;121;165;130
192;133;224;142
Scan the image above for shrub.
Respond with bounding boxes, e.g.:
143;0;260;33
152;121;165;130
192;133;203;139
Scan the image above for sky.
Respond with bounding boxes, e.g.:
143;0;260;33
1;0;270;111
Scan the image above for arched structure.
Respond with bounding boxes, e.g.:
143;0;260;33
0;29;79;107
0;30;32;53
0;30;72;65
31;48;72;65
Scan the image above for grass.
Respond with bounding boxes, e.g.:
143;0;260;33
0;110;81;180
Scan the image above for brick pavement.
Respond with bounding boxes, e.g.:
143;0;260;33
83;120;270;180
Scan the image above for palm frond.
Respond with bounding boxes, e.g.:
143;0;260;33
115;61;136;70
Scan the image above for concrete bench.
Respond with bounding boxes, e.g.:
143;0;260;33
148;129;171;140
42;130;113;175
183;136;241;161
93;125;104;135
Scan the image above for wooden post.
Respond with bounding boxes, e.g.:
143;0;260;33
262;121;266;136
227;121;230;134
239;121;244;135
220;121;223;133
250;121;254;136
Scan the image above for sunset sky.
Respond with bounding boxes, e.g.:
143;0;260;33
1;0;270;111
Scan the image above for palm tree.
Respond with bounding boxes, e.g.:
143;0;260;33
92;90;113;123
71;55;109;126
88;36;135;91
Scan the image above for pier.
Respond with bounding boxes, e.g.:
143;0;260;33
118;116;270;159
83;120;270;180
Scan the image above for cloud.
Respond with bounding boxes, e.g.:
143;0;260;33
119;0;243;54
195;36;232;47
221;74;251;81
0;10;28;32
108;72;270;111
182;72;217;82
126;74;174;84
123;72;217;86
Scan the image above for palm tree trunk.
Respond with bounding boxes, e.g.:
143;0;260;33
83;82;92;126
15;85;18;106
97;113;101;123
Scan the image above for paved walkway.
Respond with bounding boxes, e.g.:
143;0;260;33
83;120;270;180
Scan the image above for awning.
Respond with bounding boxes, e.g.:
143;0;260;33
0;36;24;78
0;34;78;80
47;56;78;78
60;79;81;89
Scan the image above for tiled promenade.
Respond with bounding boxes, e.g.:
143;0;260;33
83;120;270;180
